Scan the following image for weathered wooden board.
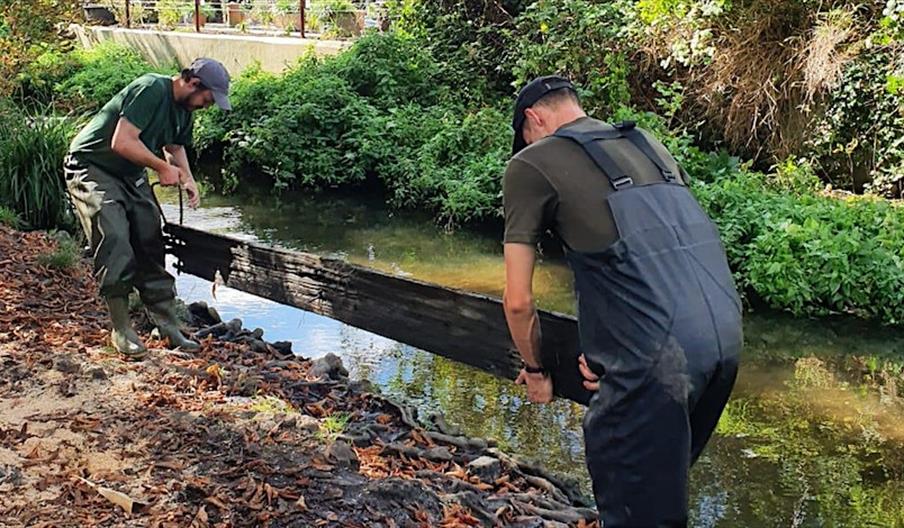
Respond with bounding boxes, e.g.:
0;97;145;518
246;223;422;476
164;224;592;405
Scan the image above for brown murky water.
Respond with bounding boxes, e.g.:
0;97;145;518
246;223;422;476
163;190;904;527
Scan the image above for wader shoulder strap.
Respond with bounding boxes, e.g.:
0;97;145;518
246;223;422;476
554;121;680;190
553;127;635;190
621;126;677;182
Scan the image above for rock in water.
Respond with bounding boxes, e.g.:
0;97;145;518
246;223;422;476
326;440;359;469
271;341;294;359
467;456;502;483
309;353;349;380
424;446;453;462
188;301;222;327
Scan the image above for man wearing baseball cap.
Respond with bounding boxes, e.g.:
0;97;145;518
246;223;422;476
502;76;742;526
64;58;231;359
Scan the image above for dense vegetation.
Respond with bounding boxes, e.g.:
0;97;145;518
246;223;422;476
1;1;903;325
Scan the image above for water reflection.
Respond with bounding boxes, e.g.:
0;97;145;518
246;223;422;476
163;192;904;526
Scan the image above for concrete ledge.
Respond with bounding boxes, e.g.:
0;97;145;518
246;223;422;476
72;25;351;73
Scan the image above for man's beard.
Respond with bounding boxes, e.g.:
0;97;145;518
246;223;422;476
175;91;202;112
177;99;201;112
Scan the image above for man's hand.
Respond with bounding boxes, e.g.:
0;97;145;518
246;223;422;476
157;163;181;187
578;354;600;392
515;369;554;403
181;172;201;208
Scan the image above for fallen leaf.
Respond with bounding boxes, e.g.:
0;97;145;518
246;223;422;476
205;496;228;510
190;505;209;528
77;477;145;515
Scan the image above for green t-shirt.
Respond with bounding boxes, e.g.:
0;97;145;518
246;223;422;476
69;73;193;177
503;117;687;253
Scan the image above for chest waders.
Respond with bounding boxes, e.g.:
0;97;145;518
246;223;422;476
63;155;199;357
554;123;742;527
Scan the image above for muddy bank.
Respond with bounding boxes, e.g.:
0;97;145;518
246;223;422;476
0;225;597;527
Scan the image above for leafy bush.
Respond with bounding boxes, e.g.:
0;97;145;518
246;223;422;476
375;105;511;227
609;105;740;182
768;157;824;195
55;41;172;111
323;31;444;109
219;70;380;192
0;0;79;97
0;102;78;232
806;47;904;196
0;205;20;228
511;0;632;113
193;62;281;156
693;172;904;324
14;45;81;108
311;0;357;37
176;23;904;322
386;0;520;104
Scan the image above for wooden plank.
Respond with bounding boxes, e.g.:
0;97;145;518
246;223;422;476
164;224;592;405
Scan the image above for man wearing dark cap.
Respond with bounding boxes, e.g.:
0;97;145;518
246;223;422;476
64;58;231;359
502;76;742;526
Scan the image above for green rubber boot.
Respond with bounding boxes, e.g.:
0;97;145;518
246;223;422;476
106;296;148;360
148;299;200;351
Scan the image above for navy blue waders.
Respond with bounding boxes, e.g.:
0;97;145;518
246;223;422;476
554;123;742;527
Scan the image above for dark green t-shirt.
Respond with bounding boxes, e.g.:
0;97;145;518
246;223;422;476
69;73;193;177
503;117;686;253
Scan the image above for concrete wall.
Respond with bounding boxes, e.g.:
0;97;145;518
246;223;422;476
72;25;351;74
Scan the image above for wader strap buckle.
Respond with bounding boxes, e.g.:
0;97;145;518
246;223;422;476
621;128;678;183
553;127;634;191
612;176;634;190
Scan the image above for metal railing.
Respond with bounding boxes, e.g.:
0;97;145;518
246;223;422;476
87;1;386;39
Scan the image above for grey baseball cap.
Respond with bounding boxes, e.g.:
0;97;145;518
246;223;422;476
188;58;231;111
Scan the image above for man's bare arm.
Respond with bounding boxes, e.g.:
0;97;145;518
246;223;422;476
111;117;179;184
503;242;543;368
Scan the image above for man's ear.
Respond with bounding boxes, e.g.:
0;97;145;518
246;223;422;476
187;77;203;90
524;107;542;128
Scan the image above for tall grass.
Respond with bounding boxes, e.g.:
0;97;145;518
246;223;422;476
0;101;77;231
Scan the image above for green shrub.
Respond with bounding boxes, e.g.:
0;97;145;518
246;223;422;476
323;31;444;109
376;105;511;227
0;0;79;97
220;71;381;192
0;205;20;228
768;157;824;195
512;0;632;113
14;45;80;108
55;41;171;111
311;0;357;38
806;47;904;197
386;0;519;104
694;172;904;324
193;62;282;156
609;105;740;182
0;102;78;232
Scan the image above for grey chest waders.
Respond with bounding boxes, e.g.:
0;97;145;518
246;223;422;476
553;122;742;527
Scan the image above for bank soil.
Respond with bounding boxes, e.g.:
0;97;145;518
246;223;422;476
0;225;597;527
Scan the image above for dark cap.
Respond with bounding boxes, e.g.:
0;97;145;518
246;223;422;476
511;75;575;155
188;58;231;111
